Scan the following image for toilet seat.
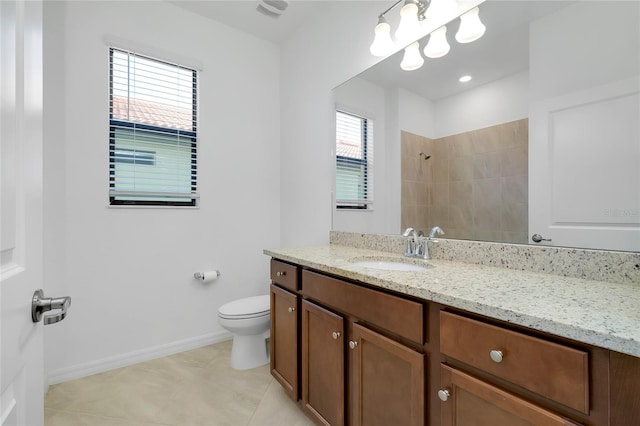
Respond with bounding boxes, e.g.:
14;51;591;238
218;295;270;320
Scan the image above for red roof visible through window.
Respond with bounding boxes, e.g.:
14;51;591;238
111;96;193;131
336;139;362;159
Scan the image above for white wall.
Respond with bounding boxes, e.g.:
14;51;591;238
529;1;640;102
398;88;436;139
279;1;385;246
43;1;281;382
434;70;529;138
333;77;391;233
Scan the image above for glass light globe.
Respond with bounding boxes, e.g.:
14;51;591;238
423;26;450;59
455;7;486;44
369;17;395;57
400;42;424;71
395;1;421;43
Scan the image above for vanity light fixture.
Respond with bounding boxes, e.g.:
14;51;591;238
423;26;450;58
455;7;486;43
401;41;425;70
369;0;486;70
369;16;395;56
395;0;423;43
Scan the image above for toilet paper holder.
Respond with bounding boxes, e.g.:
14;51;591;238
194;270;221;281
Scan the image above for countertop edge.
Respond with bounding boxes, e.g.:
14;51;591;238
264;247;640;358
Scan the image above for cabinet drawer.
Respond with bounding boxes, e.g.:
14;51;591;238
440;311;589;414
270;259;299;291
440;364;581;426
302;270;424;344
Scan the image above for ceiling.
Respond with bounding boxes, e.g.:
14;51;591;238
168;0;334;44
354;1;573;100
169;1;574;101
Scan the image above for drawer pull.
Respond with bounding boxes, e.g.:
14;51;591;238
349;340;358;350
332;331;341;340
490;349;504;363
288;306;295;313
276;271;286;277
437;389;451;402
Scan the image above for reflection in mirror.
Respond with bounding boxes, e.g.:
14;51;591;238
332;0;640;252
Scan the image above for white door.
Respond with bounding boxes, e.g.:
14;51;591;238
1;1;45;425
529;76;640;252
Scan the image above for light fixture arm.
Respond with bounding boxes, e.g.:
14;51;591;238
379;0;430;21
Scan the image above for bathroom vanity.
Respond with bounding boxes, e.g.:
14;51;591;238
266;242;640;426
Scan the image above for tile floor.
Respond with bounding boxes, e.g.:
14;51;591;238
45;340;314;426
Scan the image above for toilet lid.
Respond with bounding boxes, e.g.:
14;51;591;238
219;294;270;317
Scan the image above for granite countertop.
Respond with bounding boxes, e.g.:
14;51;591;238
264;244;640;358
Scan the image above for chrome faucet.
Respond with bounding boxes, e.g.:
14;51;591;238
428;226;445;239
423;226;445;260
402;227;419;257
403;226;445;260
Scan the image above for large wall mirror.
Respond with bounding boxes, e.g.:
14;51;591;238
332;0;639;252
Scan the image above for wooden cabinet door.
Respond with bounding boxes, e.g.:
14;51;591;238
349;323;425;426
302;300;345;426
439;365;581;426
270;284;298;400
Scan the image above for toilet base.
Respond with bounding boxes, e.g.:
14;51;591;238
230;330;270;370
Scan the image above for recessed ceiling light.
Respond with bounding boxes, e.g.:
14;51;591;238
459;75;472;83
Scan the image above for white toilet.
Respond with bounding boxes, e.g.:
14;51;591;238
217;295;271;370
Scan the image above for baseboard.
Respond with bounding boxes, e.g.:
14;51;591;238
46;330;232;386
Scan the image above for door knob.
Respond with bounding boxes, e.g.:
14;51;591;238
32;289;71;325
288;306;295;313
349;340;358;349
531;234;552;243
332;331;341;340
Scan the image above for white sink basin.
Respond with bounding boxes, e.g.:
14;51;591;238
350;260;430;272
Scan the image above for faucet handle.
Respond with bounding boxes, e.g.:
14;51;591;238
428;226;445;240
402;227;416;237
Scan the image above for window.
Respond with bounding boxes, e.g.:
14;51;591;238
335;110;373;209
109;48;198;206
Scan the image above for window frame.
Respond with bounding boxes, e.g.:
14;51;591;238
335;110;372;210
108;48;198;207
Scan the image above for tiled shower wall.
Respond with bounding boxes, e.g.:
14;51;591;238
401;119;528;244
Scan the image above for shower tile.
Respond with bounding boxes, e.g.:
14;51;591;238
503;231;529;245
502;175;528;205
448;133;474;158
441;227;464;240
502;202;529;233
472;206;502;232
430;183;449;211
473;151;502;179
450;181;472;209
472;125;502;154
450;204;473;230
473;178;502;211
501;145;528;177
473;228;504;243
449;155;473;182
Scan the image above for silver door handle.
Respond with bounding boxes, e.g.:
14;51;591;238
32;289;71;325
531;234;552;243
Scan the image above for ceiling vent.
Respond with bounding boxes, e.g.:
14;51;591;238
256;0;289;19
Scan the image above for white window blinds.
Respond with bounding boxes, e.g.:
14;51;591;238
336;110;373;209
109;48;198;206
